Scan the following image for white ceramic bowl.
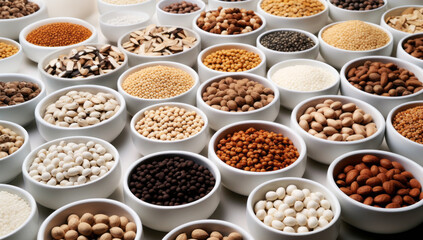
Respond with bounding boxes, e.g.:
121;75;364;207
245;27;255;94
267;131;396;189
0;184;38;240
129;102;209;156
387;0;422;9
339;56;423;117
208;120;307;196
19;17;98;63
386;101;423;166
327;149;423;233
267;59;340;110
163;219;254;240
0;121;31;183
97;0;156;15
117;25;201;67
117;61;200;116
192;10;266;49
197;43;267;83
290;95;386;165
318;21;394;69
0;37;24;73
0;0;48;40
44;0;96;19
246;177;341;240
196;73;280;131
257;0;328;34
396;33;423;68
327;0;388;24
22;136;122;209
0;73;47;126
256;28;319;68
156;0;205;28
38;43;129;93
99;11;151;44
37;198;143;240
208;0;259;11
34;85;127;142
123;150;221;232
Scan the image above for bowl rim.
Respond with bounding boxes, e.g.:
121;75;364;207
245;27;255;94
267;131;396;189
0;0;46;23
257;0;328;20
0;73;47;110
156;0;206;16
123;150;221;210
130;102;209;144
21;135;120;189
208;120;307;176
196;72;280;116
38;43;129;82
318;20;394;53
0;37;23;63
34;84;126;131
246;176;341;236
267;58;340;94
0;183;38;239
99;10;151;27
327;0;387;13
340;55;423;100
380;5;423;36
327;149;423;212
0;120;30;163
290;94;386;145
397;33;423;63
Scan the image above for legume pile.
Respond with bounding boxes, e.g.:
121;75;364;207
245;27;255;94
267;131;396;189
260;30;315;52
0;81;41;106
202;49;261;72
174;229;243;240
162;1;201;14
0;124;24;159
0;190;31;237
386;7;423;34
0;0;39;19
403;36;423;60
260;0;325;18
392;106;423;144
0;42;18;59
330;0;384;11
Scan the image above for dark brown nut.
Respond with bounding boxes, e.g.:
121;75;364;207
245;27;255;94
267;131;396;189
374;194;391;205
350;194;363;202
357;185;372;195
362;154;379;164
345;169;359;185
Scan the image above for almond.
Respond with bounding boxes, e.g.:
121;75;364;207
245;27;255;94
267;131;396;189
401;171;414;179
337;172;346;180
392;195;403;205
370;165;379;176
386;202;401;208
409;188;421;198
376;172;388;183
391;161;404;171
362;154;379;164
373;186;384;194
403;195;416;205
366;177;382;187
397;189;410;196
363;196;373;205
379;158;393;169
346;169;359;185
357;185;372;195
410;179;421;189
378;166;388;173
336;180;346;187
383;181;395;195
374;194;391;205
386;169;395;180
360;168;373;177
343;165;355;174
351;181;359;193
393;174;407;184
356;174;370;185
350;194;363;202
355;163;368;171
391;180;406;189
340;187;353;195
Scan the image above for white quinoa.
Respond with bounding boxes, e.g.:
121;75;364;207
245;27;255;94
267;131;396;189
0;191;31;237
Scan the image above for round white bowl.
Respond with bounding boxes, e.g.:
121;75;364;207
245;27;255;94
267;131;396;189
99;11;151;44
44;0;96;19
386;100;423;166
256;0;328;34
129;102;209;156
22;136;122;210
0;184;38;240
156;0;205;28
267;59;340;110
0;0;48;40
0;121;31;183
19;17;98;63
0;37;24;73
208;120;307;196
38;43;129;93
396;33;423;68
196;73;280;131
387;0;422;9
163;219;254;240
290;95;386;165
339;55;423;118
117;25;201;67
327;0;388;24
327;149;423;233
256;28;319;68
197;43;267;83
0;73;47;126
246;177;341;240
208;0;259;11
117;61;200;116
37;198;143;240
318;20;394;69
192;10;266;49
34;84;127;142
123;150;222;232
97;0;156;15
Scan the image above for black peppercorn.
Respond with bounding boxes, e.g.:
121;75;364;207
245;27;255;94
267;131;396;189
259;30;315;52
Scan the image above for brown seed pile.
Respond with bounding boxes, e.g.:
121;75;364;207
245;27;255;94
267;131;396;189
386;7;423;34
322;20;390;51
26;22;92;47
162;1;201;14
260;0;325;18
216;127;299;172
0;42;18;59
50;213;137;240
298;99;377;141
0;81;41;106
335;154;423;208
0;125;24;159
174;229;243;240
346;60;423;96
403;36;423;60
392;105;423;144
0;0;40;19
203;49;261;72
202;77;275;112
196;7;263;35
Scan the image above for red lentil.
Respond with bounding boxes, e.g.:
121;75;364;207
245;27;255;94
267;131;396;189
392;106;423;144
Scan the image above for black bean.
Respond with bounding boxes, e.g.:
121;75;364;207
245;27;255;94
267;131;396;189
260;30;315;52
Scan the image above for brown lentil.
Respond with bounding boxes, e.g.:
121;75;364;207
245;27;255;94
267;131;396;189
0;0;40;19
392;106;423;144
260;0;325;18
122;65;194;99
0;42;18;60
215;127;299;172
0;125;24;159
386;7;423;34
203;49;261;72
0;81;41;106
403;36;423;60
175;229;243;240
322;20;390;51
26;22;92;47
162;1;201;14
